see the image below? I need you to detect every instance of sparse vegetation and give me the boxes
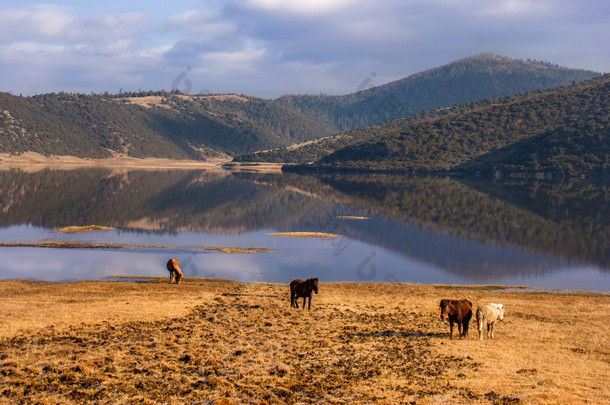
[199,247,271,254]
[267,232,342,238]
[0,241,125,249]
[0,242,270,254]
[0,279,607,404]
[57,225,115,233]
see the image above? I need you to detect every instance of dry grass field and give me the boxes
[0,279,608,404]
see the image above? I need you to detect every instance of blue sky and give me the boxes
[1,0,608,98]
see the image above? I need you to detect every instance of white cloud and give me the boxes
[138,44,174,59]
[0,0,608,97]
[164,9,236,36]
[1,4,75,38]
[9,41,66,53]
[475,0,551,17]
[201,48,266,69]
[244,0,357,14]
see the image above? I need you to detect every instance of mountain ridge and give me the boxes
[0,92,336,159]
[277,53,600,131]
[244,74,609,178]
[0,54,601,161]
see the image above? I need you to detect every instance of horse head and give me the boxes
[439,299,450,320]
[496,304,505,321]
[309,278,319,294]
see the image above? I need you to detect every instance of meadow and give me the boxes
[0,279,608,404]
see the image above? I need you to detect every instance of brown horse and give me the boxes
[290,278,319,310]
[166,258,183,284]
[440,299,472,339]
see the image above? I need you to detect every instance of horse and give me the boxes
[440,299,473,339]
[476,303,504,340]
[290,278,319,310]
[166,258,183,284]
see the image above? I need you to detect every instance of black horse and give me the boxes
[290,278,319,310]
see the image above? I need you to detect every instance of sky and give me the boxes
[0,0,608,98]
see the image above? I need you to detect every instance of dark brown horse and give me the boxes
[440,299,472,339]
[290,278,319,310]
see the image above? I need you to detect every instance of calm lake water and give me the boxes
[0,168,608,291]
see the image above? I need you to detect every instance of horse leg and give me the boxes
[457,319,463,339]
[487,323,491,338]
[449,320,454,339]
[308,296,311,310]
[490,322,495,339]
[169,272,174,284]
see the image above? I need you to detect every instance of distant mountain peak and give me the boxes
[277,54,600,132]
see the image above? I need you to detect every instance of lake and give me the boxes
[0,168,608,291]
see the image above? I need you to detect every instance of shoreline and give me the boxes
[0,152,230,171]
[0,152,291,173]
[1,270,607,294]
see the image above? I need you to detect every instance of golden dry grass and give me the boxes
[0,151,230,172]
[0,280,607,404]
[267,232,342,238]
[335,216,370,220]
[199,247,271,254]
[0,242,270,254]
[0,241,125,249]
[56,225,115,233]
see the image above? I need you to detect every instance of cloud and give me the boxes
[0,1,608,97]
[243,0,357,15]
[0,4,74,41]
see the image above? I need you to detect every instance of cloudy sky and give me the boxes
[1,0,608,98]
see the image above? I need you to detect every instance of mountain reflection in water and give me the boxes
[0,168,607,289]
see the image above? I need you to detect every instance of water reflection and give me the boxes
[0,168,607,290]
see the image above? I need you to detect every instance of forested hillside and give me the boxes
[0,54,601,162]
[0,92,335,159]
[277,53,599,131]
[271,75,609,178]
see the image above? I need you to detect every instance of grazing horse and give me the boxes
[166,258,183,284]
[476,303,504,340]
[440,299,473,339]
[290,278,319,310]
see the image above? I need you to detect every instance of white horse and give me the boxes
[476,303,504,340]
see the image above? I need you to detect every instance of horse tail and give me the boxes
[476,307,484,339]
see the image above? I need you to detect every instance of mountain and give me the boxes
[274,74,609,178]
[0,92,335,159]
[0,54,601,161]
[277,53,600,131]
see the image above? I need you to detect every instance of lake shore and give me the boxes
[0,152,290,174]
[0,279,607,404]
[0,152,230,172]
